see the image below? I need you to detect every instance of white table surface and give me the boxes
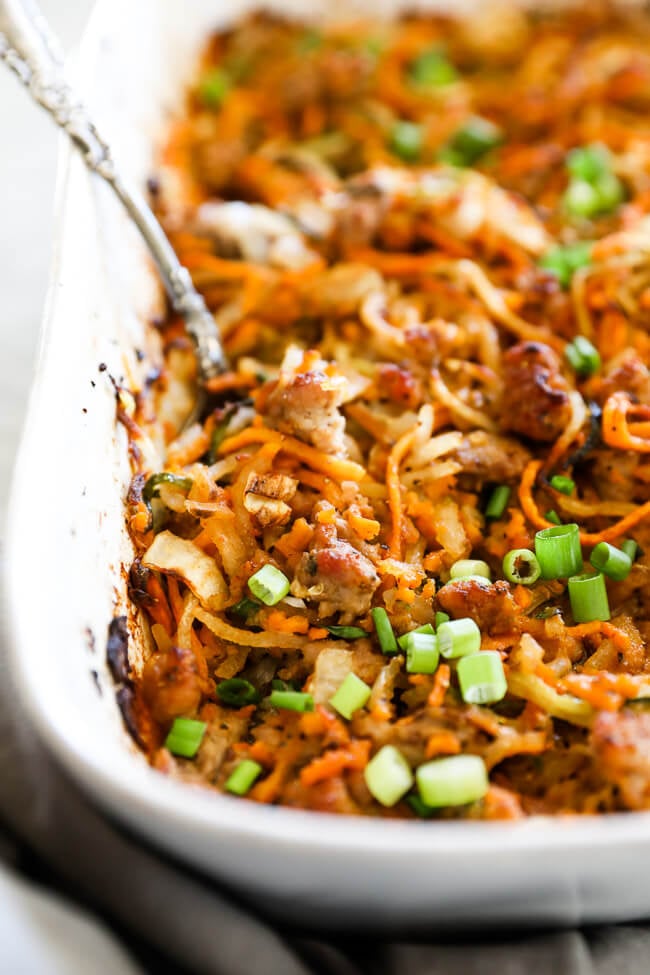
[0,0,93,517]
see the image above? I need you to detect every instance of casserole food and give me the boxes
[7,0,650,928]
[124,4,650,820]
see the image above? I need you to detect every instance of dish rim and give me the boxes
[6,0,650,861]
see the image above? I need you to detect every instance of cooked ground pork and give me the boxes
[591,710,650,811]
[501,341,572,442]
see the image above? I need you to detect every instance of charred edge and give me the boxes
[116,686,147,750]
[106,615,130,685]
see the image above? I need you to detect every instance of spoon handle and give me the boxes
[0,0,228,381]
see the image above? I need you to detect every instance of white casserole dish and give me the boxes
[6,0,650,930]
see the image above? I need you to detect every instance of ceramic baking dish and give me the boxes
[6,0,650,930]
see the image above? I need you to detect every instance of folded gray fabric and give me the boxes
[1,633,650,975]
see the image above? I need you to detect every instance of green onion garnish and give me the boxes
[534,523,583,579]
[567,144,610,182]
[389,121,423,162]
[326,625,368,640]
[267,690,314,713]
[485,485,510,519]
[621,538,638,563]
[198,68,231,108]
[596,171,625,211]
[439,116,502,168]
[409,48,458,87]
[225,759,262,796]
[435,611,450,628]
[437,617,481,659]
[457,651,507,705]
[538,242,592,289]
[563,145,625,219]
[565,336,601,377]
[229,597,259,620]
[590,542,632,581]
[397,624,435,650]
[550,475,576,495]
[364,745,414,807]
[206,405,237,463]
[545,510,562,526]
[216,678,260,707]
[502,548,541,586]
[371,606,399,654]
[563,180,602,218]
[247,565,290,606]
[406,794,435,818]
[165,718,206,758]
[142,472,193,503]
[329,673,372,720]
[403,633,440,674]
[416,754,488,808]
[568,571,610,623]
[270,679,300,692]
[449,559,491,581]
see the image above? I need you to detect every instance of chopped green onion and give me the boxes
[450,559,491,581]
[563,145,625,219]
[590,542,632,581]
[229,597,259,620]
[409,48,458,87]
[271,679,300,692]
[567,144,611,183]
[329,673,372,720]
[502,548,541,585]
[440,116,502,167]
[406,794,435,817]
[371,606,399,654]
[545,510,562,526]
[142,472,193,503]
[550,475,575,495]
[216,678,260,707]
[404,633,440,674]
[564,180,602,218]
[444,574,492,589]
[364,745,414,807]
[326,625,368,640]
[435,611,450,628]
[206,405,236,463]
[565,336,601,377]
[247,565,290,606]
[198,68,231,108]
[165,718,206,758]
[389,120,423,161]
[416,754,488,808]
[595,171,625,212]
[538,242,592,289]
[267,690,314,713]
[568,571,610,623]
[397,623,435,649]
[389,121,423,162]
[457,651,507,705]
[225,759,262,796]
[535,523,583,579]
[621,538,638,563]
[437,617,481,659]
[485,485,510,519]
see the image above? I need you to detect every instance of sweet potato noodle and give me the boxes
[119,4,650,818]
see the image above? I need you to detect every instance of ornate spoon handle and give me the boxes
[0,0,228,382]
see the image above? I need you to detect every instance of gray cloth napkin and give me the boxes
[2,644,650,975]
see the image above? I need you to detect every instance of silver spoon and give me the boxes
[0,0,228,419]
